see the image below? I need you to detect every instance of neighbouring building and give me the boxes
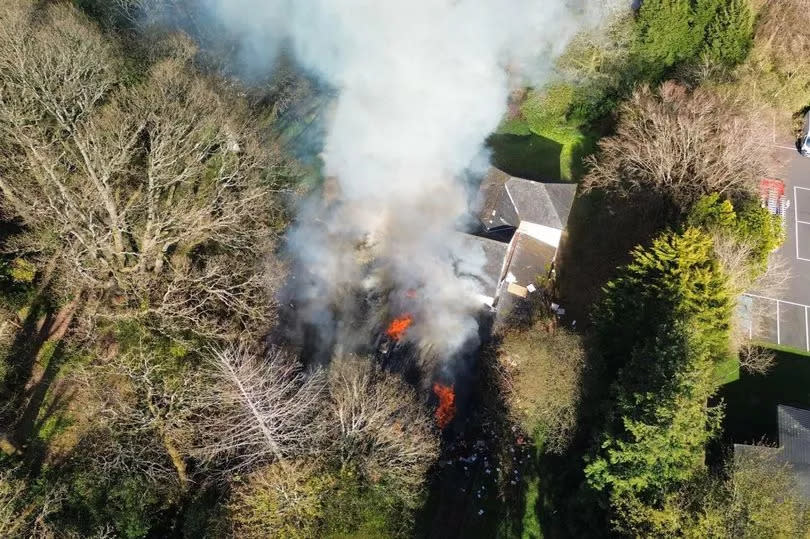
[734,404,810,499]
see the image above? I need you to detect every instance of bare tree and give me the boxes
[712,231,790,368]
[194,345,327,474]
[0,2,289,342]
[326,358,439,503]
[582,82,770,208]
[737,342,776,375]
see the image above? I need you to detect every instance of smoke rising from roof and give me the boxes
[198,0,621,365]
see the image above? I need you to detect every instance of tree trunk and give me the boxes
[163,434,190,490]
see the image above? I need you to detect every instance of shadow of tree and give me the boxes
[556,190,673,326]
[488,133,563,181]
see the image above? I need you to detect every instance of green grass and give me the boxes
[718,349,810,444]
[713,354,740,386]
[490,117,597,182]
[752,341,810,357]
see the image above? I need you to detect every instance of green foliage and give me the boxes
[59,471,170,538]
[229,462,334,539]
[687,193,736,230]
[7,258,35,284]
[321,469,415,539]
[587,228,732,533]
[492,82,597,181]
[702,0,754,66]
[632,0,753,79]
[688,193,784,275]
[638,450,810,537]
[521,84,577,134]
[633,0,701,75]
[734,198,784,270]
[593,228,732,367]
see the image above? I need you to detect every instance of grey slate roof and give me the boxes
[779,405,810,465]
[734,405,810,500]
[455,233,509,299]
[503,232,557,288]
[477,168,576,231]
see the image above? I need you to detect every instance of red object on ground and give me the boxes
[759,177,788,217]
[759,177,785,199]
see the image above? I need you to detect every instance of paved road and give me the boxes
[745,143,810,352]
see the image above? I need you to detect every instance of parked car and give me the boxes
[800,110,810,156]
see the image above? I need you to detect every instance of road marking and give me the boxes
[777,300,781,344]
[743,294,810,351]
[796,186,803,261]
[744,293,810,309]
[795,188,810,261]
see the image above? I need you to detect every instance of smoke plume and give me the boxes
[197,0,620,368]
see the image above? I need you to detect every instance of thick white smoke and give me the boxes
[199,0,620,364]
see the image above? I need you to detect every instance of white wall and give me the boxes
[517,221,562,248]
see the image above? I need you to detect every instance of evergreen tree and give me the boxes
[633,0,701,75]
[593,227,732,369]
[586,228,732,533]
[703,0,754,66]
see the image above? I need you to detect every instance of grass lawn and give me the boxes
[713,353,740,386]
[718,349,810,445]
[489,118,597,182]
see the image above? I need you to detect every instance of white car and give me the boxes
[801,110,810,156]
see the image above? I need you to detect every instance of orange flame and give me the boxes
[385,314,413,341]
[433,383,456,429]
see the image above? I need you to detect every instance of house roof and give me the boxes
[734,405,810,500]
[503,232,557,289]
[477,168,576,232]
[455,233,509,301]
[779,405,810,465]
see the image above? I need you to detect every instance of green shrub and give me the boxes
[8,259,35,284]
[587,228,732,533]
[702,0,754,66]
[688,193,784,276]
[229,461,333,539]
[633,0,702,75]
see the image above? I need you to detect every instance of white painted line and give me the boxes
[796,186,802,261]
[795,186,810,192]
[777,300,781,344]
[798,220,810,225]
[772,144,798,150]
[799,256,810,262]
[805,306,809,352]
[744,293,810,309]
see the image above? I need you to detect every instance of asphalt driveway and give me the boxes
[745,143,810,352]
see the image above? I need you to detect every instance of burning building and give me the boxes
[464,167,577,321]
